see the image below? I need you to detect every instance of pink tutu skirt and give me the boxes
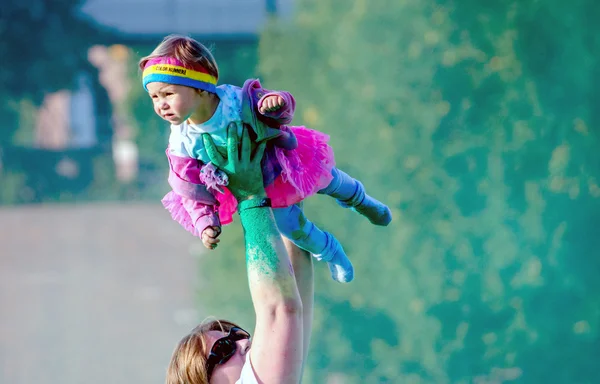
[162,126,335,232]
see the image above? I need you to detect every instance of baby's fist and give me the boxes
[259,95,285,114]
[201,226,221,250]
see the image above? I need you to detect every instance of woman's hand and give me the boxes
[202,122,267,201]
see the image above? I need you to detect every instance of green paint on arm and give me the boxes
[240,207,282,276]
[239,207,297,297]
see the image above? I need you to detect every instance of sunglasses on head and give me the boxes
[206,326,251,380]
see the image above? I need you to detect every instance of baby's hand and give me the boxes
[259,95,285,114]
[201,226,221,250]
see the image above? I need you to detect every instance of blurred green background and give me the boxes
[1,0,599,383]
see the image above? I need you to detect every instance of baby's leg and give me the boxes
[273,205,354,283]
[318,167,392,226]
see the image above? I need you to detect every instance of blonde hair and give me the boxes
[165,318,241,384]
[139,34,219,81]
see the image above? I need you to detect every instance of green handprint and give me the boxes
[202,122,267,200]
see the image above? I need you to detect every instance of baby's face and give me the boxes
[146,82,200,125]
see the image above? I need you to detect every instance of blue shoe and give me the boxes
[314,232,354,283]
[337,181,392,226]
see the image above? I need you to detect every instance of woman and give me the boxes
[166,123,314,384]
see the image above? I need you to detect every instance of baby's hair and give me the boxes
[139,34,219,81]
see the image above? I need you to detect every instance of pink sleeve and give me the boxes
[166,150,217,204]
[181,197,221,234]
[166,150,221,234]
[257,91,296,125]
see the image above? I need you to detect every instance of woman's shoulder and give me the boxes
[234,353,259,384]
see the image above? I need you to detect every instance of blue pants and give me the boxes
[273,167,358,255]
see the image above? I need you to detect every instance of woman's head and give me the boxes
[166,318,251,384]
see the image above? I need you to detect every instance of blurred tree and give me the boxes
[0,0,105,145]
[197,0,600,383]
